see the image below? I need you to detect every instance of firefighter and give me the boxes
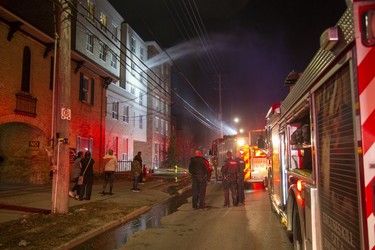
[189,150,211,209]
[221,151,239,207]
[235,151,245,205]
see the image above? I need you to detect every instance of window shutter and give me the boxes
[79,73,84,101]
[90,79,94,105]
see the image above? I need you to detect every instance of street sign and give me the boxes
[29,141,40,150]
[61,108,71,120]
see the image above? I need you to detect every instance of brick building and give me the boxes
[0,6,54,183]
[0,0,122,183]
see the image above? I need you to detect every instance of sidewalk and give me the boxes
[0,174,191,224]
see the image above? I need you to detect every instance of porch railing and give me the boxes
[116,160,132,173]
[15,92,37,117]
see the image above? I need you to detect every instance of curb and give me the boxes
[55,206,151,250]
[177,184,192,195]
[54,183,192,249]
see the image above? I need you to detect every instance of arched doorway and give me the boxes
[0,122,50,184]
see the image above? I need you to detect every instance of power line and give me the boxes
[66,0,172,101]
[55,0,220,132]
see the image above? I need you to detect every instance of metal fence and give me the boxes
[116,160,132,173]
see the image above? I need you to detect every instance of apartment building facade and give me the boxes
[117,23,148,162]
[74,0,124,164]
[142,41,172,170]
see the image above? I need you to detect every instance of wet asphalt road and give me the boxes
[119,181,293,250]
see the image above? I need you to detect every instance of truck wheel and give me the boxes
[292,205,303,250]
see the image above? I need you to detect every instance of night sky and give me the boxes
[108,0,347,147]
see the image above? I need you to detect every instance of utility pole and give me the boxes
[218,74,223,138]
[51,0,71,214]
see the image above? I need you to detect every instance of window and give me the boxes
[112,136,118,156]
[131,62,135,75]
[112,101,119,119]
[100,12,107,31]
[140,72,145,84]
[77,136,93,153]
[288,111,311,171]
[87,0,95,21]
[130,87,135,95]
[111,52,117,69]
[86,33,94,53]
[122,138,129,160]
[139,92,143,106]
[131,37,136,53]
[99,42,107,61]
[21,46,31,93]
[161,119,164,135]
[140,47,144,61]
[155,117,159,132]
[155,98,159,111]
[123,106,129,123]
[79,73,94,105]
[112,24,118,41]
[139,115,143,129]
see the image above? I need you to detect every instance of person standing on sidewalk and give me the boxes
[78,151,95,201]
[189,150,211,209]
[101,149,118,196]
[134,151,144,184]
[69,151,83,199]
[131,152,142,192]
[221,151,239,207]
[235,151,245,205]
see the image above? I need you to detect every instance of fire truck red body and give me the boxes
[266,1,375,249]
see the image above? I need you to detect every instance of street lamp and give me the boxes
[234,117,239,123]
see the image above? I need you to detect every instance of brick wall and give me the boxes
[0,20,106,183]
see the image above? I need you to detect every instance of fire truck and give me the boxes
[211,131,268,187]
[266,1,375,249]
[211,135,241,182]
[246,145,268,187]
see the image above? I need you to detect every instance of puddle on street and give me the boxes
[73,183,190,250]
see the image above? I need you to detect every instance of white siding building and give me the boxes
[117,23,148,160]
[143,41,172,170]
[75,0,122,79]
[74,0,124,164]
